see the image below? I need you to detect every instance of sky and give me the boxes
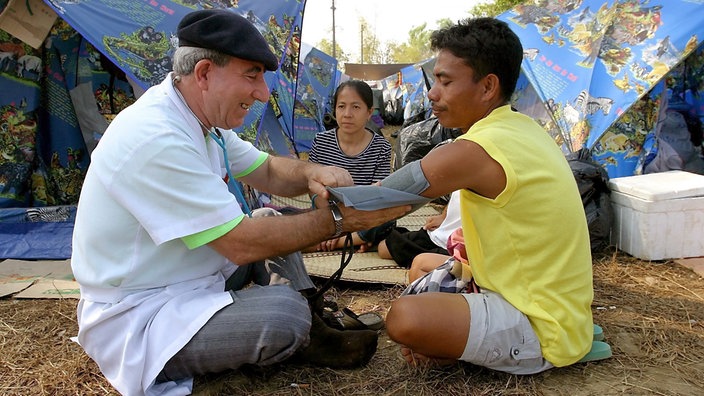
[300,0,488,61]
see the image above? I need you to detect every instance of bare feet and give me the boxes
[302,237,342,253]
[320,237,341,251]
[400,346,456,367]
[303,234,373,253]
[357,242,373,253]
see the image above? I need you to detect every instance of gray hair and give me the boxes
[172,46,230,75]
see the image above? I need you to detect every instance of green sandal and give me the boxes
[578,340,612,363]
[593,324,604,341]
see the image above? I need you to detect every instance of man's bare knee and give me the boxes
[385,297,418,344]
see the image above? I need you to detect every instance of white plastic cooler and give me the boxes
[609,170,704,261]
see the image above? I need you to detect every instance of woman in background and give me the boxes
[308,79,392,251]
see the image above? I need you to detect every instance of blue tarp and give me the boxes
[1,0,328,259]
[292,43,340,153]
[46,0,305,157]
[0,206,75,259]
[498,0,704,178]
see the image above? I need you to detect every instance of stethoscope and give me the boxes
[172,74,252,216]
[209,129,252,216]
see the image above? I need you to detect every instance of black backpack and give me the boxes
[566,149,613,252]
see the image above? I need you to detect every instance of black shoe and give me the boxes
[292,313,378,369]
[322,306,385,331]
[305,291,383,331]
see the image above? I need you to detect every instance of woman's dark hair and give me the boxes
[333,79,374,109]
[430,18,523,101]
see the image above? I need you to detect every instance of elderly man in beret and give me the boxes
[70,9,408,396]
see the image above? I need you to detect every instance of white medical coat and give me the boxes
[71,73,266,395]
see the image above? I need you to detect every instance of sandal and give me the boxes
[593,324,604,341]
[577,340,612,363]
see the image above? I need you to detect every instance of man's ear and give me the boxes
[193,59,212,89]
[482,74,502,101]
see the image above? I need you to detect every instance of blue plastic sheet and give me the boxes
[0,206,75,259]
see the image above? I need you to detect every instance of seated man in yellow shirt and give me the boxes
[385,17,595,373]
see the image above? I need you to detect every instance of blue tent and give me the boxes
[0,0,324,259]
[292,42,340,153]
[498,0,704,178]
[380,58,434,126]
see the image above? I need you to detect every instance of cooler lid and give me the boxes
[609,171,704,201]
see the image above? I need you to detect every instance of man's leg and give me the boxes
[162,243,377,378]
[159,284,311,380]
[386,291,553,374]
[386,292,471,361]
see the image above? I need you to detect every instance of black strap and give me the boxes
[307,232,354,303]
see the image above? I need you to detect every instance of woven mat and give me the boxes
[268,194,311,210]
[397,205,439,229]
[266,194,441,285]
[302,251,408,286]
[299,204,440,286]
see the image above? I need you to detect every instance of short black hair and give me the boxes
[333,80,374,109]
[431,18,523,101]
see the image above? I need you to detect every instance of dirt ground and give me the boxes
[1,248,704,395]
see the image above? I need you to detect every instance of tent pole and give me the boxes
[331,0,336,59]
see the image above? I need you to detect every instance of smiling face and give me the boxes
[201,56,270,130]
[427,49,490,133]
[334,85,372,136]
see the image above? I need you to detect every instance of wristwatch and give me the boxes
[329,200,344,238]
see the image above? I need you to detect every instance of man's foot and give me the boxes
[292,313,378,368]
[356,242,374,253]
[400,346,456,367]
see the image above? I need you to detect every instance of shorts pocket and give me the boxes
[509,318,543,362]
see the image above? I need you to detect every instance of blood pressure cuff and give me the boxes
[326,159,431,211]
[379,160,429,195]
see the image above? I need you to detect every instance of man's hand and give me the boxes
[307,165,354,200]
[337,204,411,235]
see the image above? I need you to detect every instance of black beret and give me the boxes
[177,9,279,71]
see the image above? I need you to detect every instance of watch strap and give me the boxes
[329,200,344,238]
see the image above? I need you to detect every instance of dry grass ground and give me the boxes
[2,248,704,395]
